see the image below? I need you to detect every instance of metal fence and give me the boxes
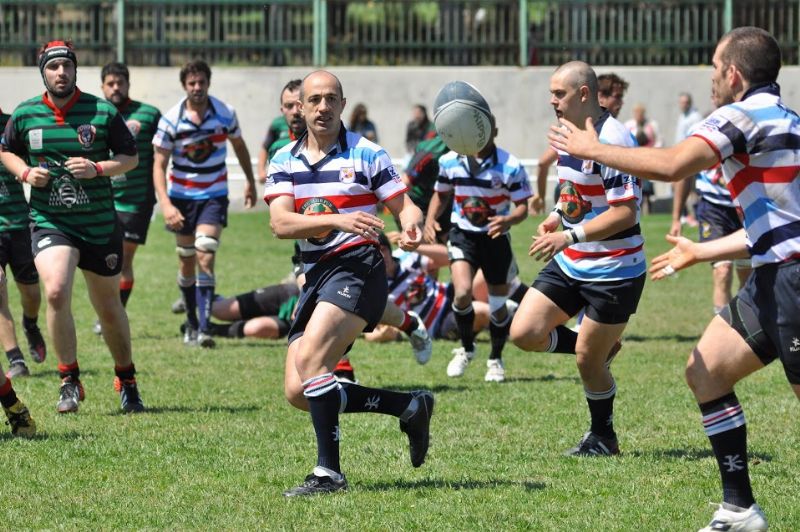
[1,0,798,66]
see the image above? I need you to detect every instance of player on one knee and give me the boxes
[153,59,257,349]
[511,61,644,456]
[0,276,36,436]
[549,27,792,531]
[266,70,434,496]
[424,114,531,383]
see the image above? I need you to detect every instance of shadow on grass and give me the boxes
[623,334,698,343]
[0,430,83,442]
[359,478,546,492]
[629,447,773,462]
[22,368,99,380]
[387,384,472,394]
[105,404,263,416]
[505,374,580,384]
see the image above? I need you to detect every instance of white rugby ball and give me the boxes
[433,81,493,155]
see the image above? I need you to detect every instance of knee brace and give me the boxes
[489,294,510,325]
[195,233,220,253]
[176,245,196,258]
[177,273,196,288]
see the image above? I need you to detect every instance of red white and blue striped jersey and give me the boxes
[554,112,646,281]
[696,166,736,208]
[388,250,450,334]
[264,126,407,270]
[152,95,241,200]
[434,147,531,233]
[692,84,800,267]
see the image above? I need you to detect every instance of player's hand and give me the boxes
[487,215,510,239]
[22,167,51,187]
[336,211,385,238]
[398,223,422,251]
[257,172,267,184]
[537,213,561,236]
[668,219,683,237]
[529,231,569,262]
[162,203,185,231]
[243,180,257,209]
[529,195,545,216]
[65,157,99,179]
[547,117,599,160]
[423,219,441,244]
[649,234,698,281]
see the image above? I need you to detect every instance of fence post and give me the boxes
[723,0,732,33]
[116,0,125,62]
[519,0,528,67]
[320,0,327,66]
[313,0,321,66]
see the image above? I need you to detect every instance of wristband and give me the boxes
[563,230,576,245]
[91,161,103,177]
[573,225,587,243]
[20,167,31,183]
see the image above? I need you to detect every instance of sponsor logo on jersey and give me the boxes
[339,167,355,184]
[490,174,503,189]
[300,197,339,245]
[461,196,494,227]
[125,119,142,136]
[77,124,96,150]
[559,182,592,224]
[49,177,89,208]
[182,138,215,163]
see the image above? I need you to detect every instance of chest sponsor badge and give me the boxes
[126,119,142,136]
[339,167,355,184]
[29,129,43,150]
[77,124,96,150]
[581,159,595,174]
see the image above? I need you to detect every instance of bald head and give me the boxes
[300,70,344,102]
[553,61,598,96]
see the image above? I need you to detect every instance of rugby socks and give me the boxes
[196,272,215,333]
[5,347,24,365]
[178,274,199,329]
[58,362,80,381]
[586,381,616,439]
[340,383,410,416]
[303,373,342,473]
[208,321,246,338]
[114,364,136,382]
[700,393,755,508]
[398,311,420,336]
[509,279,529,304]
[452,303,476,353]
[119,279,133,307]
[0,378,18,408]
[545,326,578,354]
[488,313,511,360]
[22,315,38,332]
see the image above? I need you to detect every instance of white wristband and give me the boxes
[573,226,587,243]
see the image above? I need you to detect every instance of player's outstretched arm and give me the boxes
[153,147,184,230]
[488,199,529,239]
[530,146,557,215]
[669,176,692,236]
[548,117,717,183]
[649,229,750,281]
[423,191,448,243]
[385,194,423,251]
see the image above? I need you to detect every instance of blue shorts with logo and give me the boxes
[696,198,743,243]
[288,244,387,345]
[720,259,800,384]
[169,196,229,236]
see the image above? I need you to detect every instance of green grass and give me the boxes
[3,212,798,530]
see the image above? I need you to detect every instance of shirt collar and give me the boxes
[742,82,781,101]
[291,122,348,158]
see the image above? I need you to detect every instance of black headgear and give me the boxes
[38,41,78,73]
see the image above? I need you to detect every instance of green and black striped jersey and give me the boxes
[1,89,137,244]
[111,99,160,213]
[0,112,30,232]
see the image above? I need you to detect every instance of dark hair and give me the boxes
[101,62,129,83]
[180,59,212,86]
[283,79,302,95]
[719,26,781,85]
[597,73,629,96]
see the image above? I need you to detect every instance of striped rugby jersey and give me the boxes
[435,147,531,233]
[0,112,30,232]
[691,83,800,266]
[0,89,136,244]
[152,95,240,200]
[696,166,736,208]
[554,111,645,281]
[388,249,450,334]
[264,126,407,271]
[111,99,161,213]
[263,115,297,162]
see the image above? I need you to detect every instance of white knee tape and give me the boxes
[195,233,220,253]
[176,245,196,258]
[489,295,507,315]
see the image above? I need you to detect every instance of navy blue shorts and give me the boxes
[0,229,38,284]
[169,196,229,236]
[288,244,388,345]
[447,227,516,285]
[117,207,154,245]
[720,259,800,384]
[696,198,743,243]
[532,260,646,324]
[31,224,123,277]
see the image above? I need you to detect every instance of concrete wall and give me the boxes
[4,65,800,209]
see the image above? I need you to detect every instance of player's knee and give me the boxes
[453,291,472,308]
[509,317,546,351]
[176,245,196,258]
[284,386,309,411]
[685,347,717,393]
[44,284,71,310]
[489,295,509,325]
[195,233,220,254]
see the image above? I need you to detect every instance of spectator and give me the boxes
[404,104,434,153]
[348,103,378,142]
[625,103,661,213]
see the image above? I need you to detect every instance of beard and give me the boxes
[45,75,77,99]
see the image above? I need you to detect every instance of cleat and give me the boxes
[484,358,506,382]
[407,311,432,365]
[446,347,473,377]
[605,340,622,368]
[6,359,30,379]
[183,322,198,347]
[283,467,348,497]
[3,400,36,438]
[564,431,620,457]
[197,331,216,349]
[114,377,145,413]
[92,320,102,336]
[699,502,768,532]
[56,376,85,414]
[333,368,358,385]
[24,324,46,363]
[171,296,186,314]
[399,390,434,467]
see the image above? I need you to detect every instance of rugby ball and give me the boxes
[433,81,493,155]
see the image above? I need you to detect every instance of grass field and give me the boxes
[3,212,798,530]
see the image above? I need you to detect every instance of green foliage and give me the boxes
[3,213,798,529]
